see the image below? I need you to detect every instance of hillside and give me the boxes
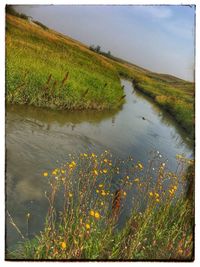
[6,14,125,110]
[6,13,194,136]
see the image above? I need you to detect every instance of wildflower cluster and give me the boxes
[26,150,193,260]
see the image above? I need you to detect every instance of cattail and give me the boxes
[61,72,69,86]
[82,89,89,97]
[112,189,122,219]
[46,74,52,85]
[52,80,57,90]
[26,212,31,237]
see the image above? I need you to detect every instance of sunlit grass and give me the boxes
[6,14,124,110]
[7,151,194,260]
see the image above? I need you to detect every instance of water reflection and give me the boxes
[6,103,122,127]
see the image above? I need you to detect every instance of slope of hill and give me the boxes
[6,14,125,110]
[6,13,194,136]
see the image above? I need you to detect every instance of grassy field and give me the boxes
[6,14,125,110]
[6,13,194,136]
[6,151,194,260]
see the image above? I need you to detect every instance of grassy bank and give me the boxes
[6,151,194,260]
[6,14,125,110]
[113,61,195,137]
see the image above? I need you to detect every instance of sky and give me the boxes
[13,5,195,82]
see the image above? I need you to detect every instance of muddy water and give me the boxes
[6,80,193,249]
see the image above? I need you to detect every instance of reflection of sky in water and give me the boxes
[6,80,193,249]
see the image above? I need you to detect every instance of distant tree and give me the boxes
[89,45,101,53]
[6,5,29,20]
[6,5,18,15]
[33,20,49,30]
[96,45,101,53]
[89,45,95,51]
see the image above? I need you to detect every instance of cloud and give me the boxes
[133,6,173,20]
[163,18,195,40]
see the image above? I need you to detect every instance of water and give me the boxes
[5,80,193,249]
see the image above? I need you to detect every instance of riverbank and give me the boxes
[113,62,194,138]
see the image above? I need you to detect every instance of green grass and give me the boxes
[6,14,125,110]
[6,151,194,260]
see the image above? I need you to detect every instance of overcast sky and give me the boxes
[14,5,195,81]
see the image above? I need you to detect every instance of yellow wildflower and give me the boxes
[52,170,57,175]
[94,170,98,176]
[134,178,139,182]
[90,210,95,216]
[174,185,177,190]
[155,193,159,198]
[178,249,183,254]
[94,211,100,219]
[109,162,112,166]
[96,189,99,193]
[156,199,160,203]
[99,184,103,188]
[61,241,67,250]
[61,170,65,174]
[149,192,153,197]
[91,153,96,158]
[69,192,73,198]
[69,161,76,169]
[43,172,48,177]
[103,169,108,174]
[169,189,174,195]
[123,191,127,196]
[84,153,88,157]
[85,223,90,230]
[101,190,106,196]
[104,159,108,163]
[137,163,143,169]
[100,201,104,206]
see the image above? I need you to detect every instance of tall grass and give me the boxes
[6,14,124,110]
[6,151,194,260]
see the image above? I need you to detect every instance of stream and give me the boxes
[6,79,193,249]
